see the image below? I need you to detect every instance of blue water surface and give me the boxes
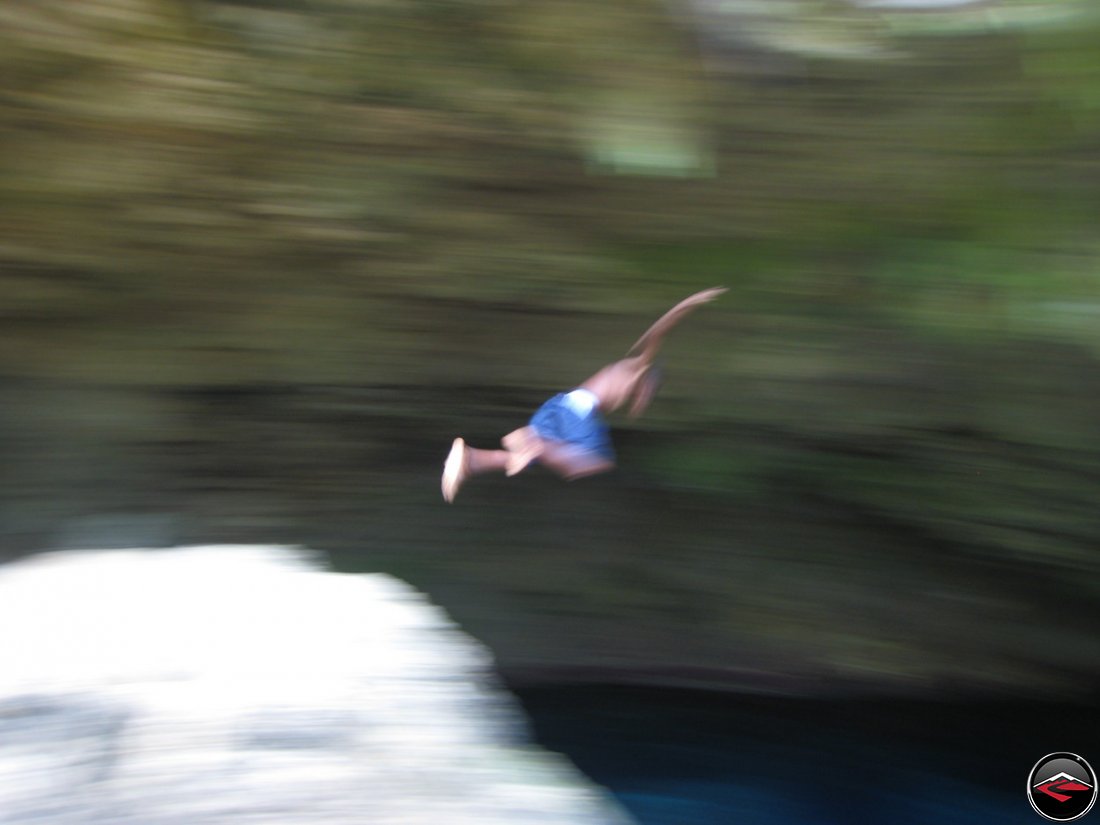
[514,685,1098,825]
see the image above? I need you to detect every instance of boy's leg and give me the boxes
[443,432,612,499]
[503,426,613,479]
[442,438,512,502]
[501,426,544,476]
[537,442,615,480]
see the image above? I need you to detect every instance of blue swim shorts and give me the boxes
[528,388,614,461]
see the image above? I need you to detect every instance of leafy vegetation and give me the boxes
[1,0,1098,696]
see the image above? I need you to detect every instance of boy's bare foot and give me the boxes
[442,437,468,502]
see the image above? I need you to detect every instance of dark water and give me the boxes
[514,685,1099,825]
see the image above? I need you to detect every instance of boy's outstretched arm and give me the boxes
[625,286,727,365]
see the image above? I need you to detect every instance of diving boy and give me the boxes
[442,287,725,502]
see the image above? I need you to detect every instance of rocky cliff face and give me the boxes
[1,0,1099,700]
[0,546,634,825]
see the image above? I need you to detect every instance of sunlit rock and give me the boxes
[0,546,634,825]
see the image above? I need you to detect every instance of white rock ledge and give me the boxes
[0,545,634,825]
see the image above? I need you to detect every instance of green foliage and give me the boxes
[1,0,1099,696]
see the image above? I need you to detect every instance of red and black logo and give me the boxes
[1028,753,1096,822]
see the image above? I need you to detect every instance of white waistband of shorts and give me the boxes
[563,387,598,416]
